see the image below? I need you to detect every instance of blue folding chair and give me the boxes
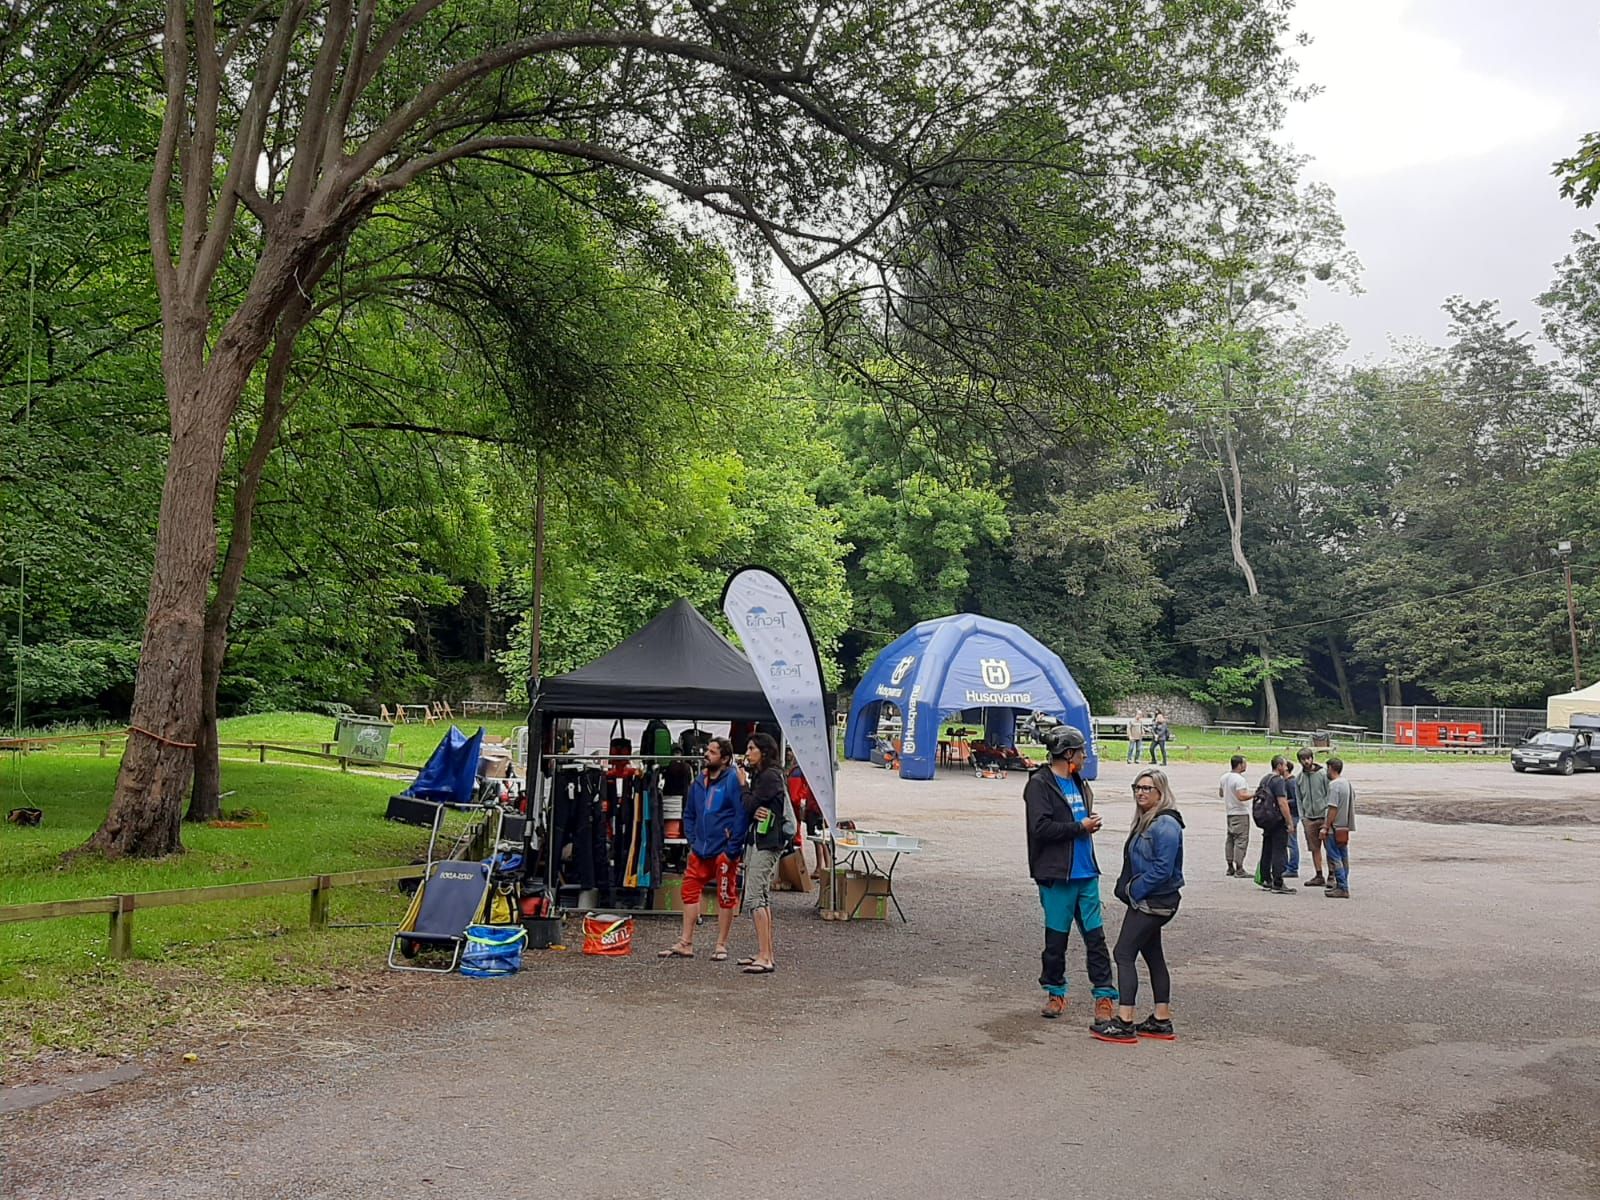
[389,860,492,973]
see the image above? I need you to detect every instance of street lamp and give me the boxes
[1555,540,1582,688]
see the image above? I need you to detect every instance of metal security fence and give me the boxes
[1382,706,1545,748]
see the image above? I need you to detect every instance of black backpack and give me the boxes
[1252,776,1285,829]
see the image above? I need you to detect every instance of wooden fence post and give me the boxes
[309,876,331,930]
[98,739,107,758]
[107,895,134,959]
[258,743,267,763]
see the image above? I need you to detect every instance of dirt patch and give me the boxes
[1362,799,1600,826]
[1457,1052,1600,1166]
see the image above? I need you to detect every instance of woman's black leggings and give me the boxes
[1113,909,1172,1007]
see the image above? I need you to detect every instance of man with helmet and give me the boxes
[1024,724,1118,1024]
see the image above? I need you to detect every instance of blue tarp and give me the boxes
[843,614,1097,781]
[403,725,485,805]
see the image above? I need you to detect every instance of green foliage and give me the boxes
[1192,656,1305,709]
[1555,131,1600,208]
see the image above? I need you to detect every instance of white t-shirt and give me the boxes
[1219,771,1251,816]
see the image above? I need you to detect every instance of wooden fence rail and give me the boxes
[0,864,427,960]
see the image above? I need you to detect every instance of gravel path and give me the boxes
[3,757,1598,1199]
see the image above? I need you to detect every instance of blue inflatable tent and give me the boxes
[843,614,1097,781]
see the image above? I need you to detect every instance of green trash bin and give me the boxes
[335,714,394,764]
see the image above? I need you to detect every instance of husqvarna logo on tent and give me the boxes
[980,658,1012,688]
[890,655,916,685]
[744,605,786,629]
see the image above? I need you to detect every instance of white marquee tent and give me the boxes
[1545,681,1600,729]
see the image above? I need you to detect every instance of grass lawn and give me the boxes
[0,747,460,1064]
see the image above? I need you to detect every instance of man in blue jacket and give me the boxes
[659,736,746,961]
[1023,725,1118,1024]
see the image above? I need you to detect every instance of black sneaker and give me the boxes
[1135,1015,1176,1041]
[1270,884,1297,894]
[1284,871,1300,879]
[1090,1016,1138,1044]
[1226,866,1237,877]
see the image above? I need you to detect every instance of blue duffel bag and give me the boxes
[460,923,527,978]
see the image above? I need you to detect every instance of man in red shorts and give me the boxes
[659,736,747,961]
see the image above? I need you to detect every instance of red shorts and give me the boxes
[681,852,740,909]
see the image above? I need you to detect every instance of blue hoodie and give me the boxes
[1114,808,1185,913]
[684,766,747,860]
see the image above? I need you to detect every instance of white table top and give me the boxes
[831,830,921,854]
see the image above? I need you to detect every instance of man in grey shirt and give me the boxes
[1295,747,1332,888]
[1323,757,1356,898]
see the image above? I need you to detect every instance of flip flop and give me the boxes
[710,948,729,962]
[658,945,694,958]
[741,963,776,974]
[736,956,758,966]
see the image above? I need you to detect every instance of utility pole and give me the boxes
[1557,540,1582,689]
[532,459,546,685]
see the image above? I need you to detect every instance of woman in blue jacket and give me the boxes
[1092,768,1185,1044]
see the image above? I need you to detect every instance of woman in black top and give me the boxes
[740,732,786,974]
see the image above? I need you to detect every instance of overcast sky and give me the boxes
[1282,0,1600,361]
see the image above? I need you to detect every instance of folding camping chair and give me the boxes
[389,859,492,973]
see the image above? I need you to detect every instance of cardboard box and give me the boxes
[652,875,685,912]
[653,879,736,917]
[817,869,889,920]
[775,851,813,893]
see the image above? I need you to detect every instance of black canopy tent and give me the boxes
[525,598,833,916]
[530,598,780,728]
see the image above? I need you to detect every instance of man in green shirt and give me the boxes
[1295,747,1331,888]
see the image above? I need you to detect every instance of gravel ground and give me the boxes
[3,756,1598,1200]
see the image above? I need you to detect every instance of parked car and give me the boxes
[1511,728,1599,775]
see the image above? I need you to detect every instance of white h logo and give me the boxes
[980,659,1011,688]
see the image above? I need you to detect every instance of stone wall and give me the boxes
[1109,694,1210,726]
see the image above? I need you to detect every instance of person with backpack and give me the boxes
[738,732,790,974]
[1024,725,1119,1025]
[1322,757,1356,898]
[1093,768,1186,1044]
[1252,755,1296,894]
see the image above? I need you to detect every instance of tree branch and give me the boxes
[342,29,819,186]
[147,0,188,310]
[284,0,354,216]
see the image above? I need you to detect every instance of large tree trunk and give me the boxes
[187,309,306,823]
[1258,642,1281,734]
[1214,415,1282,734]
[86,351,240,856]
[86,289,288,855]
[1326,634,1357,722]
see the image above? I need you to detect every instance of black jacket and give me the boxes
[743,765,789,852]
[1024,764,1096,883]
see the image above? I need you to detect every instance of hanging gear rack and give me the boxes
[534,752,702,917]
